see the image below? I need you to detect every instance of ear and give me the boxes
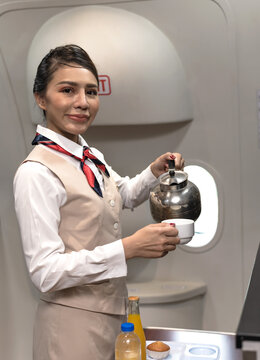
[34,93,46,111]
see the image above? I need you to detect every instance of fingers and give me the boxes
[159,222,179,236]
[161,251,168,258]
[149,222,179,237]
[150,152,185,178]
[162,152,184,171]
[169,152,185,170]
[123,223,180,260]
[157,241,177,258]
[151,223,180,248]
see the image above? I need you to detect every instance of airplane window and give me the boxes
[183,165,219,249]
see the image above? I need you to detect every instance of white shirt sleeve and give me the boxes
[91,148,159,209]
[110,166,159,209]
[13,162,127,293]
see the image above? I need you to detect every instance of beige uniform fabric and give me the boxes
[24,146,128,359]
[33,300,127,360]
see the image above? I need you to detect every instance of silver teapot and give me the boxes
[149,160,201,222]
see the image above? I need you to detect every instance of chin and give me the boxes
[70,123,90,135]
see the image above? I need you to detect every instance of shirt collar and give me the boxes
[36,125,88,158]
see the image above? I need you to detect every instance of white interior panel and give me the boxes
[0,49,37,360]
[27,5,193,126]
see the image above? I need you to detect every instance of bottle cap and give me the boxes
[121,322,134,332]
[128,296,139,301]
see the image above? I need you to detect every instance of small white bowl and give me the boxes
[146,348,170,359]
[161,218,194,245]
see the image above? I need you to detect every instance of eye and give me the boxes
[86,89,98,96]
[61,87,74,94]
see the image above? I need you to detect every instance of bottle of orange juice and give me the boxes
[127,296,146,360]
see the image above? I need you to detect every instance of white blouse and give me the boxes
[13,125,159,293]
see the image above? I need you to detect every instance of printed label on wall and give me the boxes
[98,75,111,95]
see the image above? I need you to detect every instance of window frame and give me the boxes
[180,160,224,253]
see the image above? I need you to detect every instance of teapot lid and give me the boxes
[160,159,187,190]
[160,171,187,190]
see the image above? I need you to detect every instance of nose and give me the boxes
[74,90,89,109]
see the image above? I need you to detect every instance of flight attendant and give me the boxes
[13,44,184,360]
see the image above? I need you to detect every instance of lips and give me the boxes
[67,114,89,122]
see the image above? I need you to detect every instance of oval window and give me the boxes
[183,165,219,250]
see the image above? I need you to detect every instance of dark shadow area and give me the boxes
[86,119,192,143]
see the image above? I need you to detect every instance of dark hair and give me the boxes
[33,44,99,95]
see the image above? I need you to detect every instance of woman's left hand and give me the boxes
[150,152,185,178]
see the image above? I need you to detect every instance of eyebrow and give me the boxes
[56,81,98,88]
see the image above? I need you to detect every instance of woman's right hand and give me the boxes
[122,223,180,260]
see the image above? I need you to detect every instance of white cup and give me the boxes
[161,218,195,245]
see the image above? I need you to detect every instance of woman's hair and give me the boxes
[33,44,99,95]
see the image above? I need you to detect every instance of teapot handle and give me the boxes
[168,159,175,177]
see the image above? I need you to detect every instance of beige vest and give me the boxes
[24,146,128,315]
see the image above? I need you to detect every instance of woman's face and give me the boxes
[35,64,100,142]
